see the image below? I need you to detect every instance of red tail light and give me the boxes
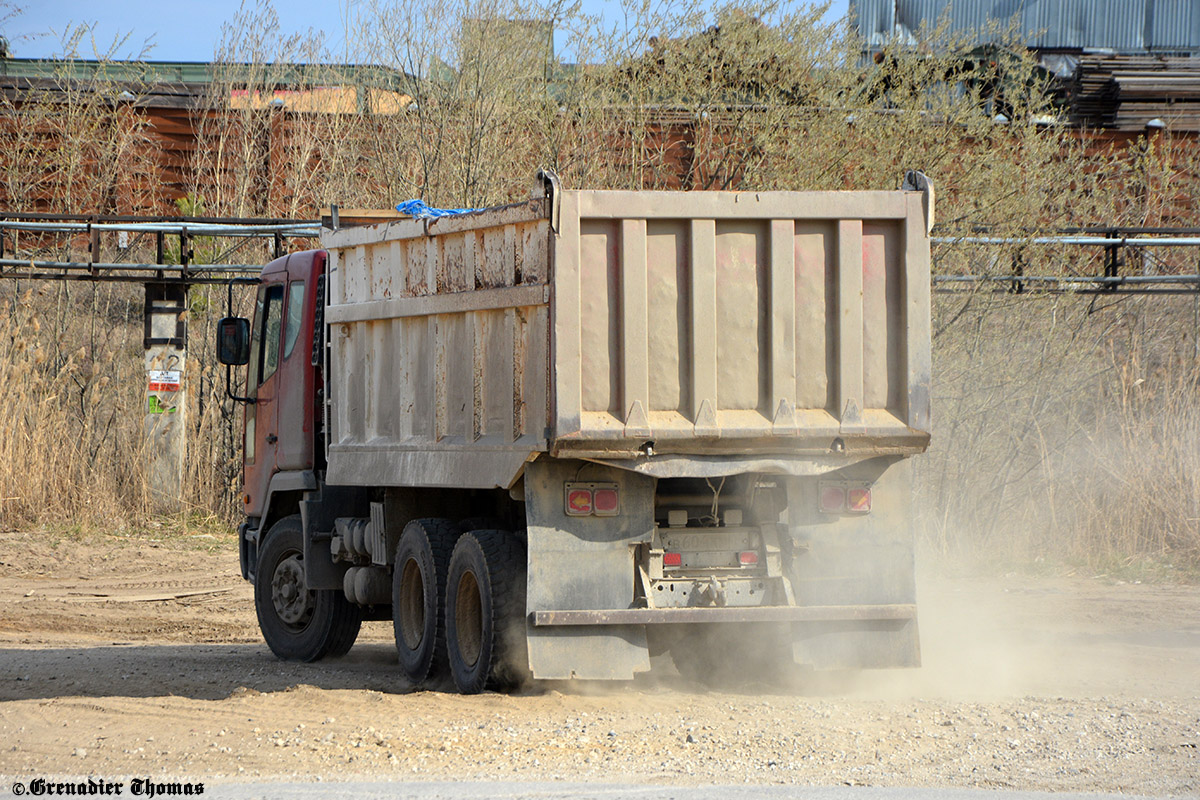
[820,481,873,515]
[566,487,593,516]
[564,482,619,517]
[819,483,846,514]
[593,487,619,516]
[738,550,758,566]
[663,552,682,567]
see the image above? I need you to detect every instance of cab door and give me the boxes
[274,251,323,472]
[243,278,285,518]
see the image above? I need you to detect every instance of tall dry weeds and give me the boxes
[1,0,1199,571]
[0,285,151,526]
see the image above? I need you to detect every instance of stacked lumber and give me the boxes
[1069,54,1200,131]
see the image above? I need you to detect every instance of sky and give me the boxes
[2,0,851,62]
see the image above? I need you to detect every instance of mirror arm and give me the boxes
[227,275,260,316]
[225,363,257,405]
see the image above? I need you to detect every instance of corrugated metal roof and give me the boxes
[852,0,1200,54]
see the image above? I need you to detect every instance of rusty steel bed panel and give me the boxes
[321,200,552,489]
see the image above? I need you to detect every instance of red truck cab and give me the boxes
[236,251,326,577]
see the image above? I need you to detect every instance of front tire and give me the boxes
[254,515,363,662]
[444,530,528,694]
[392,518,459,685]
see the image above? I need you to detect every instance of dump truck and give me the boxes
[216,170,935,692]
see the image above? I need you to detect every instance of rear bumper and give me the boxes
[531,603,916,626]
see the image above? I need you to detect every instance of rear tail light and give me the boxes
[593,487,619,516]
[738,550,758,566]
[820,481,872,515]
[565,487,594,516]
[663,552,683,567]
[565,482,619,517]
[847,487,872,513]
[819,484,846,514]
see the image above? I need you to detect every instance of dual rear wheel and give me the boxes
[392,520,527,694]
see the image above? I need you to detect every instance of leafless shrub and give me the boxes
[2,1,1199,571]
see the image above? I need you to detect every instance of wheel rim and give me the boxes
[271,552,314,631]
[398,557,426,650]
[454,570,483,668]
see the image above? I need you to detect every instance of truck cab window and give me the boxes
[282,280,306,360]
[259,285,285,385]
[246,286,266,392]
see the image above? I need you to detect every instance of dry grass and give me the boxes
[920,289,1200,575]
[0,281,248,532]
[0,284,149,527]
[1,1,1199,573]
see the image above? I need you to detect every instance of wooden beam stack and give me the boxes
[1069,54,1200,132]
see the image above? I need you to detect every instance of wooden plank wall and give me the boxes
[1,78,1198,226]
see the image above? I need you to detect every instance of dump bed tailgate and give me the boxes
[549,187,931,460]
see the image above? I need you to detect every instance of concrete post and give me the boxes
[144,283,188,512]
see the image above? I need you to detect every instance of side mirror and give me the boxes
[217,317,251,366]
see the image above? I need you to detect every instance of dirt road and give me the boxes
[0,530,1196,794]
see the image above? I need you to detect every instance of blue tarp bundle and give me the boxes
[396,199,482,219]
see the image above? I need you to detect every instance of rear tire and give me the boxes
[670,624,794,687]
[444,530,528,694]
[392,518,460,685]
[454,516,505,535]
[254,515,363,662]
[669,628,718,684]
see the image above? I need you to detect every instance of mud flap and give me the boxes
[524,458,654,680]
[238,519,258,582]
[786,457,921,669]
[300,483,371,591]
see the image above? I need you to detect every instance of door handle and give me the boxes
[266,434,278,444]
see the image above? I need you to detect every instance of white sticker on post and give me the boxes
[148,370,182,392]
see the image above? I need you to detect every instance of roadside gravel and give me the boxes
[0,531,1196,795]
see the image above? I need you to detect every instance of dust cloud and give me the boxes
[562,557,1200,702]
[798,566,1200,702]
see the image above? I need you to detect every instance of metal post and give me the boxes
[1009,249,1025,294]
[1103,228,1122,292]
[155,230,165,281]
[88,217,99,278]
[180,227,191,275]
[143,283,189,511]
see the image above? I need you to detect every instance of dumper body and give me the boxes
[228,174,933,689]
